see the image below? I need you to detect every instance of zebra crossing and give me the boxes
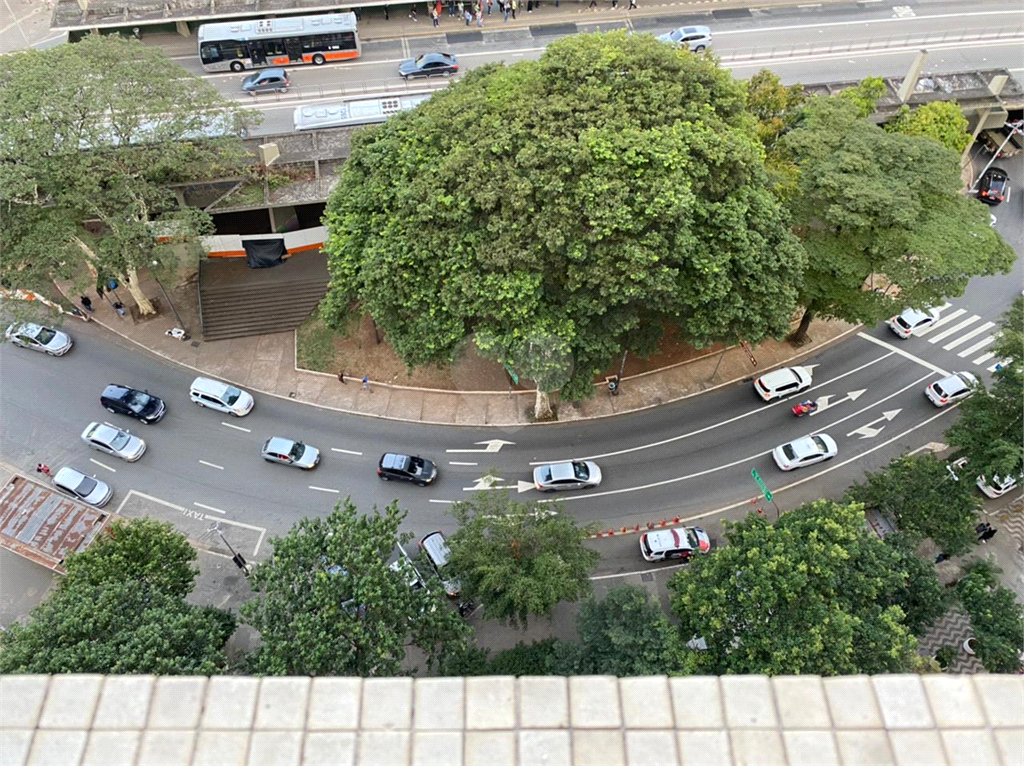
[913,303,1010,371]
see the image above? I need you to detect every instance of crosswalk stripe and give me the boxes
[943,322,995,350]
[928,316,980,344]
[916,308,965,336]
[959,335,996,358]
[973,351,996,364]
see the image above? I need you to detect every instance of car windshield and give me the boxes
[35,327,57,344]
[573,462,590,480]
[782,444,797,460]
[811,436,829,452]
[538,466,553,482]
[414,55,427,66]
[223,386,242,405]
[127,390,152,412]
[895,315,912,329]
[684,528,699,547]
[71,474,98,496]
[669,30,683,41]
[109,431,131,450]
[289,443,306,460]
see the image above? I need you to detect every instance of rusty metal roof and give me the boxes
[0,476,110,574]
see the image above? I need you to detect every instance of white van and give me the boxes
[189,377,254,417]
[419,531,461,599]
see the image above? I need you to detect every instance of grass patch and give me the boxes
[296,315,339,373]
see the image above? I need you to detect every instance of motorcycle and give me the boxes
[792,400,818,417]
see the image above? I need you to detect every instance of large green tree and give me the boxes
[0,35,252,308]
[886,101,972,153]
[956,565,1024,673]
[0,519,234,674]
[846,455,979,555]
[947,296,1023,482]
[240,500,470,676]
[779,97,1014,341]
[322,32,806,401]
[445,491,599,627]
[667,501,945,675]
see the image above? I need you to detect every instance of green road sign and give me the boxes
[751,468,773,502]
[503,364,520,385]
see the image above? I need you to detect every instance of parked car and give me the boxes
[976,473,1020,499]
[754,366,813,401]
[656,25,712,52]
[640,526,711,562]
[190,377,254,417]
[389,545,427,592]
[377,453,438,485]
[80,422,146,462]
[100,384,166,424]
[398,52,458,79]
[888,307,940,338]
[241,67,290,95]
[261,437,320,469]
[533,460,602,492]
[772,434,838,471]
[925,371,977,407]
[419,531,461,598]
[5,322,73,356]
[51,466,113,507]
[976,167,1009,206]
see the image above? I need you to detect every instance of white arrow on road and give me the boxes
[847,409,901,439]
[447,439,516,454]
[812,389,866,414]
[465,476,537,493]
[908,442,948,456]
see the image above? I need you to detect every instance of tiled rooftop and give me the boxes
[1,674,1021,765]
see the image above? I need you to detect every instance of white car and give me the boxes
[888,307,940,338]
[772,434,838,471]
[656,25,712,52]
[261,437,320,469]
[80,422,146,462]
[5,322,73,356]
[925,372,977,407]
[640,526,711,562]
[51,466,113,507]
[533,460,602,492]
[754,367,813,402]
[977,474,1020,499]
[190,377,254,417]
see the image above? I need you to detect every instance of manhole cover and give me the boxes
[641,572,654,582]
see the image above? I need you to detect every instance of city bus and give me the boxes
[198,12,360,73]
[293,93,434,131]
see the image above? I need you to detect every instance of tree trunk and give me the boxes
[790,307,815,345]
[534,388,553,421]
[125,266,156,315]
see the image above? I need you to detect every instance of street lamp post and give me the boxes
[151,260,187,333]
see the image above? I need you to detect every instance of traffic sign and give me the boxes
[751,468,773,502]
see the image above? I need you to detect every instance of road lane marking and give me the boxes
[927,316,981,344]
[943,322,995,351]
[89,458,116,472]
[973,351,996,365]
[309,485,340,493]
[554,351,895,464]
[856,333,948,375]
[199,460,224,470]
[331,448,363,455]
[194,502,226,515]
[221,422,251,432]
[449,461,478,466]
[915,308,965,335]
[959,336,996,358]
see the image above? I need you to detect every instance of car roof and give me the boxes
[381,453,411,469]
[265,437,295,452]
[102,384,131,398]
[943,372,977,388]
[262,67,288,76]
[87,422,122,441]
[643,527,694,552]
[546,462,577,481]
[788,436,823,457]
[53,466,86,484]
[983,167,1008,179]
[192,377,230,395]
[420,531,451,566]
[760,367,805,387]
[422,52,454,62]
[900,307,936,322]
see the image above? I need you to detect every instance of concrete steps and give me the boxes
[199,272,329,342]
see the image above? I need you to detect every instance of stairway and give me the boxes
[198,253,330,341]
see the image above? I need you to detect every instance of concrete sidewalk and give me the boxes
[55,271,859,427]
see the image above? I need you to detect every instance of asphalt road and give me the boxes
[162,0,1023,134]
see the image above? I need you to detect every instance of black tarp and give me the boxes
[244,238,286,269]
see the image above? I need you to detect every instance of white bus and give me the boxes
[198,12,361,73]
[293,93,434,132]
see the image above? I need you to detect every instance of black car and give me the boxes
[398,53,458,80]
[100,384,166,424]
[377,453,438,486]
[977,167,1009,206]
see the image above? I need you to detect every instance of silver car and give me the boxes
[925,372,977,407]
[80,422,146,462]
[51,467,113,507]
[657,25,712,52]
[5,322,73,356]
[261,437,320,469]
[533,460,603,492]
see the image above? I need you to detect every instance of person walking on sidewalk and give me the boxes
[36,463,52,477]
[361,375,371,391]
[628,0,636,8]
[487,0,493,14]
[431,7,439,25]
[589,0,598,9]
[476,8,483,25]
[611,0,618,9]
[526,0,532,11]
[510,0,517,18]
[338,371,347,384]
[409,7,418,20]
[79,295,94,313]
[503,2,510,20]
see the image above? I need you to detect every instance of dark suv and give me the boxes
[377,453,438,486]
[100,384,166,424]
[977,167,1009,205]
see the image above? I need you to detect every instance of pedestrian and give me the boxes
[487,0,493,14]
[464,8,472,24]
[628,0,636,8]
[96,284,106,301]
[510,0,516,18]
[503,3,510,20]
[361,375,371,391]
[338,371,347,384]
[113,302,126,316]
[436,0,442,16]
[497,0,504,11]
[431,7,440,25]
[975,522,992,534]
[384,4,390,19]
[476,8,483,25]
[458,1,464,15]
[409,6,418,20]
[79,295,94,312]
[449,0,456,15]
[36,463,52,477]
[588,0,597,9]
[934,552,951,563]
[611,0,618,9]
[979,527,998,543]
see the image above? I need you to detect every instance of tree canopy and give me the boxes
[956,564,1024,673]
[240,500,470,676]
[0,35,251,308]
[0,519,234,674]
[887,101,972,153]
[322,32,806,400]
[946,296,1023,482]
[779,97,1015,340]
[846,454,979,555]
[667,501,946,675]
[445,491,599,627]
